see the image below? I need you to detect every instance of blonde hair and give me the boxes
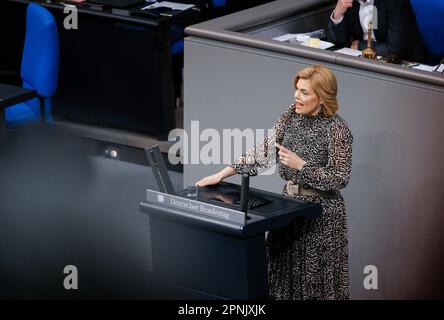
[294,65,339,117]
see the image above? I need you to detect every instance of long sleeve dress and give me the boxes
[230,104,353,300]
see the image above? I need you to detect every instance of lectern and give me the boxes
[140,182,321,299]
[140,145,321,299]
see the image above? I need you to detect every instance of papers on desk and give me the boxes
[334,47,361,57]
[62,0,86,3]
[273,33,334,50]
[412,64,444,73]
[273,33,308,42]
[333,48,382,59]
[141,1,195,11]
[300,39,334,50]
[412,64,437,72]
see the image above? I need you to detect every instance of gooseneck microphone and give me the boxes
[240,169,250,216]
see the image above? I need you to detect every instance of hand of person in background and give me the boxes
[276,143,306,170]
[351,40,360,50]
[333,0,353,20]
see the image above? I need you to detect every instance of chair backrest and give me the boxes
[211,0,227,8]
[21,3,59,98]
[410,0,444,57]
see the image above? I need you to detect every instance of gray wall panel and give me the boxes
[184,37,444,299]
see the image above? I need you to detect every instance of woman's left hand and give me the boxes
[276,143,306,170]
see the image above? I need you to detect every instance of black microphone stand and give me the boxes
[239,168,251,221]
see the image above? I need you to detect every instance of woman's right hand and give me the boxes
[195,173,224,187]
[196,166,237,187]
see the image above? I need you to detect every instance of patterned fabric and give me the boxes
[230,104,353,300]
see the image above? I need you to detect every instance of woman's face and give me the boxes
[294,78,321,116]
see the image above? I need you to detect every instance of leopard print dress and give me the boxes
[230,104,353,300]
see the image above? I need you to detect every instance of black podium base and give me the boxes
[149,214,269,299]
[140,182,321,299]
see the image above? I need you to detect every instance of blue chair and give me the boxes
[410,0,444,59]
[5,3,59,126]
[211,0,227,7]
[170,25,185,56]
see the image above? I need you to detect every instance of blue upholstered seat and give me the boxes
[212,0,227,7]
[5,3,59,126]
[410,0,444,58]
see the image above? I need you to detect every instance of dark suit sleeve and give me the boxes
[327,12,352,48]
[358,0,410,57]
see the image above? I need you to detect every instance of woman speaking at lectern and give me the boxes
[196,65,353,300]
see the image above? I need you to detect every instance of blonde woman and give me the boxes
[196,65,353,300]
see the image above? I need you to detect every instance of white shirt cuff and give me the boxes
[330,11,344,25]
